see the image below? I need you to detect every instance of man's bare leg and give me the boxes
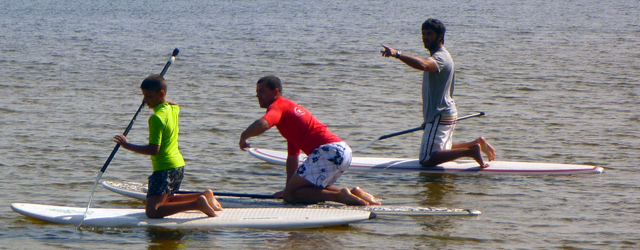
[338,188,370,205]
[452,138,496,161]
[476,137,496,161]
[283,175,369,205]
[350,187,382,205]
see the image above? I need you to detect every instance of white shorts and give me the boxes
[296,141,352,188]
[419,115,456,164]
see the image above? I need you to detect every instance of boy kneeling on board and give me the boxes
[113,75,222,218]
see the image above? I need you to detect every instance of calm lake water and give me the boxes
[1,0,638,249]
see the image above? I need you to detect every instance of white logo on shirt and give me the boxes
[294,107,306,116]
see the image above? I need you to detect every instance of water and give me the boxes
[1,0,638,249]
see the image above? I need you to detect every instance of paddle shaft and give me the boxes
[353,112,485,152]
[99,48,179,173]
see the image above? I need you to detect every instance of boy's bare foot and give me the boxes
[470,144,490,168]
[477,137,496,161]
[339,188,368,206]
[350,187,382,205]
[204,189,223,211]
[196,196,217,217]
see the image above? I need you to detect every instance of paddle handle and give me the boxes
[160,48,179,76]
[458,111,485,121]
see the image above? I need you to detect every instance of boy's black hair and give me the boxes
[141,74,167,92]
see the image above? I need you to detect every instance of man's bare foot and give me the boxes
[203,189,223,211]
[350,187,382,205]
[339,188,368,206]
[470,144,490,168]
[477,137,496,161]
[196,196,217,217]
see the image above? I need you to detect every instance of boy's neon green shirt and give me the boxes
[148,102,185,171]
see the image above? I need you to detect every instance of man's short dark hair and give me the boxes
[422,18,446,44]
[140,74,167,92]
[257,75,282,93]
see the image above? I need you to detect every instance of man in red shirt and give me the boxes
[239,75,380,205]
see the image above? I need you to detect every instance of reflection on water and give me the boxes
[142,227,351,249]
[416,174,459,235]
[146,228,190,250]
[279,229,347,249]
[417,174,457,207]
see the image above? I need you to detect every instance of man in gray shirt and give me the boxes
[380,18,495,167]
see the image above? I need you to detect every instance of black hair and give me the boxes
[422,18,446,44]
[257,75,282,93]
[140,74,167,92]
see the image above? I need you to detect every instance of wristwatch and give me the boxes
[395,51,402,58]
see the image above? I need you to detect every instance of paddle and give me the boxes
[353,112,485,152]
[78,48,180,229]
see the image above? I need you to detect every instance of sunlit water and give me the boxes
[1,0,638,249]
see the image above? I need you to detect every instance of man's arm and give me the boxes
[285,154,299,183]
[239,118,270,150]
[381,44,439,72]
[270,154,300,199]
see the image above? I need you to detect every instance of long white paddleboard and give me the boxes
[247,148,603,175]
[11,203,374,229]
[103,181,482,216]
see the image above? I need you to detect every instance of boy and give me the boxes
[114,74,222,218]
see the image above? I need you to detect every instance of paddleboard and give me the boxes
[247,148,604,175]
[11,203,374,229]
[103,181,482,216]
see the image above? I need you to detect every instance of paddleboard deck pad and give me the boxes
[11,203,374,229]
[103,181,481,216]
[247,148,603,175]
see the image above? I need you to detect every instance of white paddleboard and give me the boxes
[247,148,604,175]
[11,203,374,229]
[102,181,481,216]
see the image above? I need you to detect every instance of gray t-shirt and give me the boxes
[422,46,457,123]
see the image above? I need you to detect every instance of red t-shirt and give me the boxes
[262,97,342,156]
